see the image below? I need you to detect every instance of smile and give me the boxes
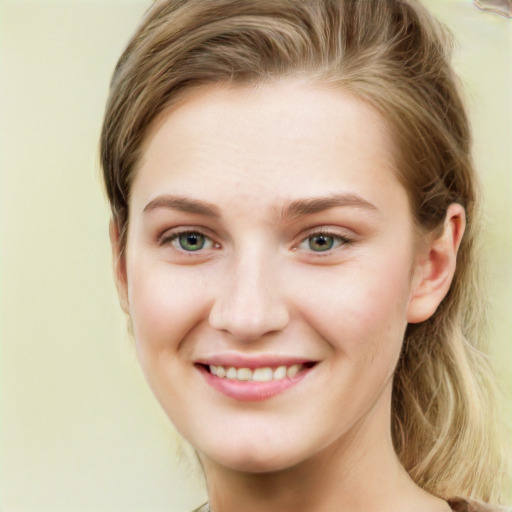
[197,361,317,401]
[209,364,304,382]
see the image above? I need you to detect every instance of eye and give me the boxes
[176,232,207,251]
[297,232,350,253]
[161,230,216,252]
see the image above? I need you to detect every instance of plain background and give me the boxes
[0,1,510,511]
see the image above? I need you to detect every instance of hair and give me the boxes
[100,0,508,504]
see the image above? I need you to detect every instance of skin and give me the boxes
[111,80,465,512]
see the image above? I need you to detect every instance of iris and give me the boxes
[308,234,335,252]
[178,232,206,251]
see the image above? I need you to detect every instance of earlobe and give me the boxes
[109,220,130,314]
[407,203,466,324]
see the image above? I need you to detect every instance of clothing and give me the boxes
[448,497,511,512]
[192,499,509,512]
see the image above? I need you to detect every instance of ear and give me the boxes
[109,220,130,314]
[407,203,466,324]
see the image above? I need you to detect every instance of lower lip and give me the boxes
[197,365,313,402]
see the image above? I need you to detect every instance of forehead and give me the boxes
[132,79,406,217]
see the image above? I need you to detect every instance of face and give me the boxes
[118,80,424,474]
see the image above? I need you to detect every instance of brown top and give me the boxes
[447,497,510,512]
[192,499,510,512]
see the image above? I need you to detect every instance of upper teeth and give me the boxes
[210,364,303,382]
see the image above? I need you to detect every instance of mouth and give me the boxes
[195,361,318,401]
[199,362,316,382]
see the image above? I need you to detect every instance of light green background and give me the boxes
[1,1,510,511]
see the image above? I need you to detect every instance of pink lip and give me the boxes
[195,360,316,402]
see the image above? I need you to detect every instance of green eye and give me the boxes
[177,232,206,251]
[161,229,217,253]
[308,234,335,252]
[297,232,350,253]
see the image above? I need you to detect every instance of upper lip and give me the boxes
[195,353,318,369]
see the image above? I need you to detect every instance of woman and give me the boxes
[100,1,508,511]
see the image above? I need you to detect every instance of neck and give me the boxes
[199,387,449,512]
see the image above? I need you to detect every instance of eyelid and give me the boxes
[294,227,354,253]
[158,227,220,251]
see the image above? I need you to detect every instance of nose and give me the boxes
[208,250,290,342]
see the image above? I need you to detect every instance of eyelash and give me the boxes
[295,229,353,254]
[159,229,219,252]
[158,228,353,255]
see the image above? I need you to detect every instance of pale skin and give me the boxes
[111,80,465,512]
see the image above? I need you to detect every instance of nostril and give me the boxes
[207,265,290,341]
[208,302,290,341]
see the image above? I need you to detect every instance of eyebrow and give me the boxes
[143,195,221,218]
[280,193,379,220]
[142,192,378,220]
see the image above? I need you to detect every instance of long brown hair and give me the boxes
[100,0,507,503]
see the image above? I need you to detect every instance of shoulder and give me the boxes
[191,500,510,512]
[190,503,209,512]
[448,498,511,512]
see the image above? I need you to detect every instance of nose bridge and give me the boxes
[208,243,289,341]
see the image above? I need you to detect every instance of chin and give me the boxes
[213,455,298,474]
[199,439,307,474]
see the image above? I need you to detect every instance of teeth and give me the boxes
[253,367,273,382]
[208,363,308,382]
[237,368,252,381]
[287,364,300,378]
[273,366,287,380]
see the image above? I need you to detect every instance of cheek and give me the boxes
[294,253,413,363]
[124,257,214,418]
[126,256,212,352]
